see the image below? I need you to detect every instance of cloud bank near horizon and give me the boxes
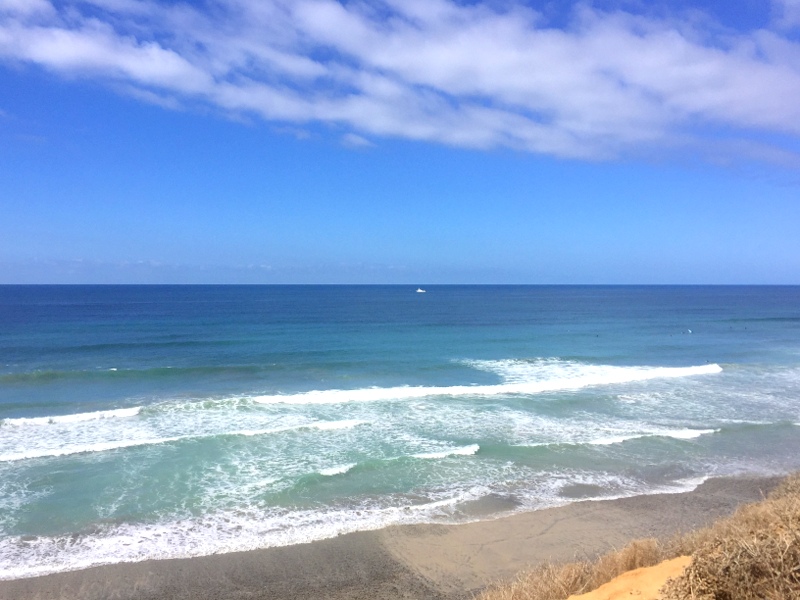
[2,0,800,162]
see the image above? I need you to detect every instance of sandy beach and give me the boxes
[0,475,779,600]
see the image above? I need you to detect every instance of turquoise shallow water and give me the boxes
[1,285,800,578]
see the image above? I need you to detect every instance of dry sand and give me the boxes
[0,475,780,600]
[566,556,691,600]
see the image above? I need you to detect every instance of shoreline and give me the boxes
[0,474,781,600]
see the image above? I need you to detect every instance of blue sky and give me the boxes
[1,0,799,284]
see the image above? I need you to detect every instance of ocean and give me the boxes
[1,285,799,579]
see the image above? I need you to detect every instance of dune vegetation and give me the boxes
[479,473,800,600]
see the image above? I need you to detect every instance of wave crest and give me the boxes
[1,407,141,427]
[253,362,722,405]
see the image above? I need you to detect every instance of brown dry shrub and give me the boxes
[481,561,593,600]
[590,538,665,586]
[478,538,667,600]
[663,524,715,559]
[661,474,800,599]
[769,471,800,501]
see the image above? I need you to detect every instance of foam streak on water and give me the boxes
[1,407,141,426]
[0,416,366,463]
[252,363,722,405]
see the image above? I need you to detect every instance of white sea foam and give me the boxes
[590,428,717,446]
[309,419,366,431]
[588,435,646,446]
[413,444,480,460]
[508,423,720,449]
[0,470,719,581]
[658,428,717,440]
[1,407,141,427]
[223,420,363,438]
[0,436,185,463]
[252,363,722,405]
[319,464,356,476]
[0,419,366,463]
[468,359,722,385]
[0,491,479,580]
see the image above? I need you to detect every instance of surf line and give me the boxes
[253,364,723,405]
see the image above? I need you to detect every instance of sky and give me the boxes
[1,0,799,284]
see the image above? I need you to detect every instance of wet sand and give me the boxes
[0,475,780,600]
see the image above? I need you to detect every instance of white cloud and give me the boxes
[0,0,55,18]
[772,0,800,29]
[1,0,799,162]
[0,19,212,91]
[341,132,373,148]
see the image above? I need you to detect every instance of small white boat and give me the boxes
[416,288,426,293]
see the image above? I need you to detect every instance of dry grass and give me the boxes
[661,473,800,599]
[479,538,667,600]
[478,473,800,600]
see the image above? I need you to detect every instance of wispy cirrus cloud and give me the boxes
[2,0,800,162]
[341,132,374,148]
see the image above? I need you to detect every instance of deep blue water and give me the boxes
[1,285,799,578]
